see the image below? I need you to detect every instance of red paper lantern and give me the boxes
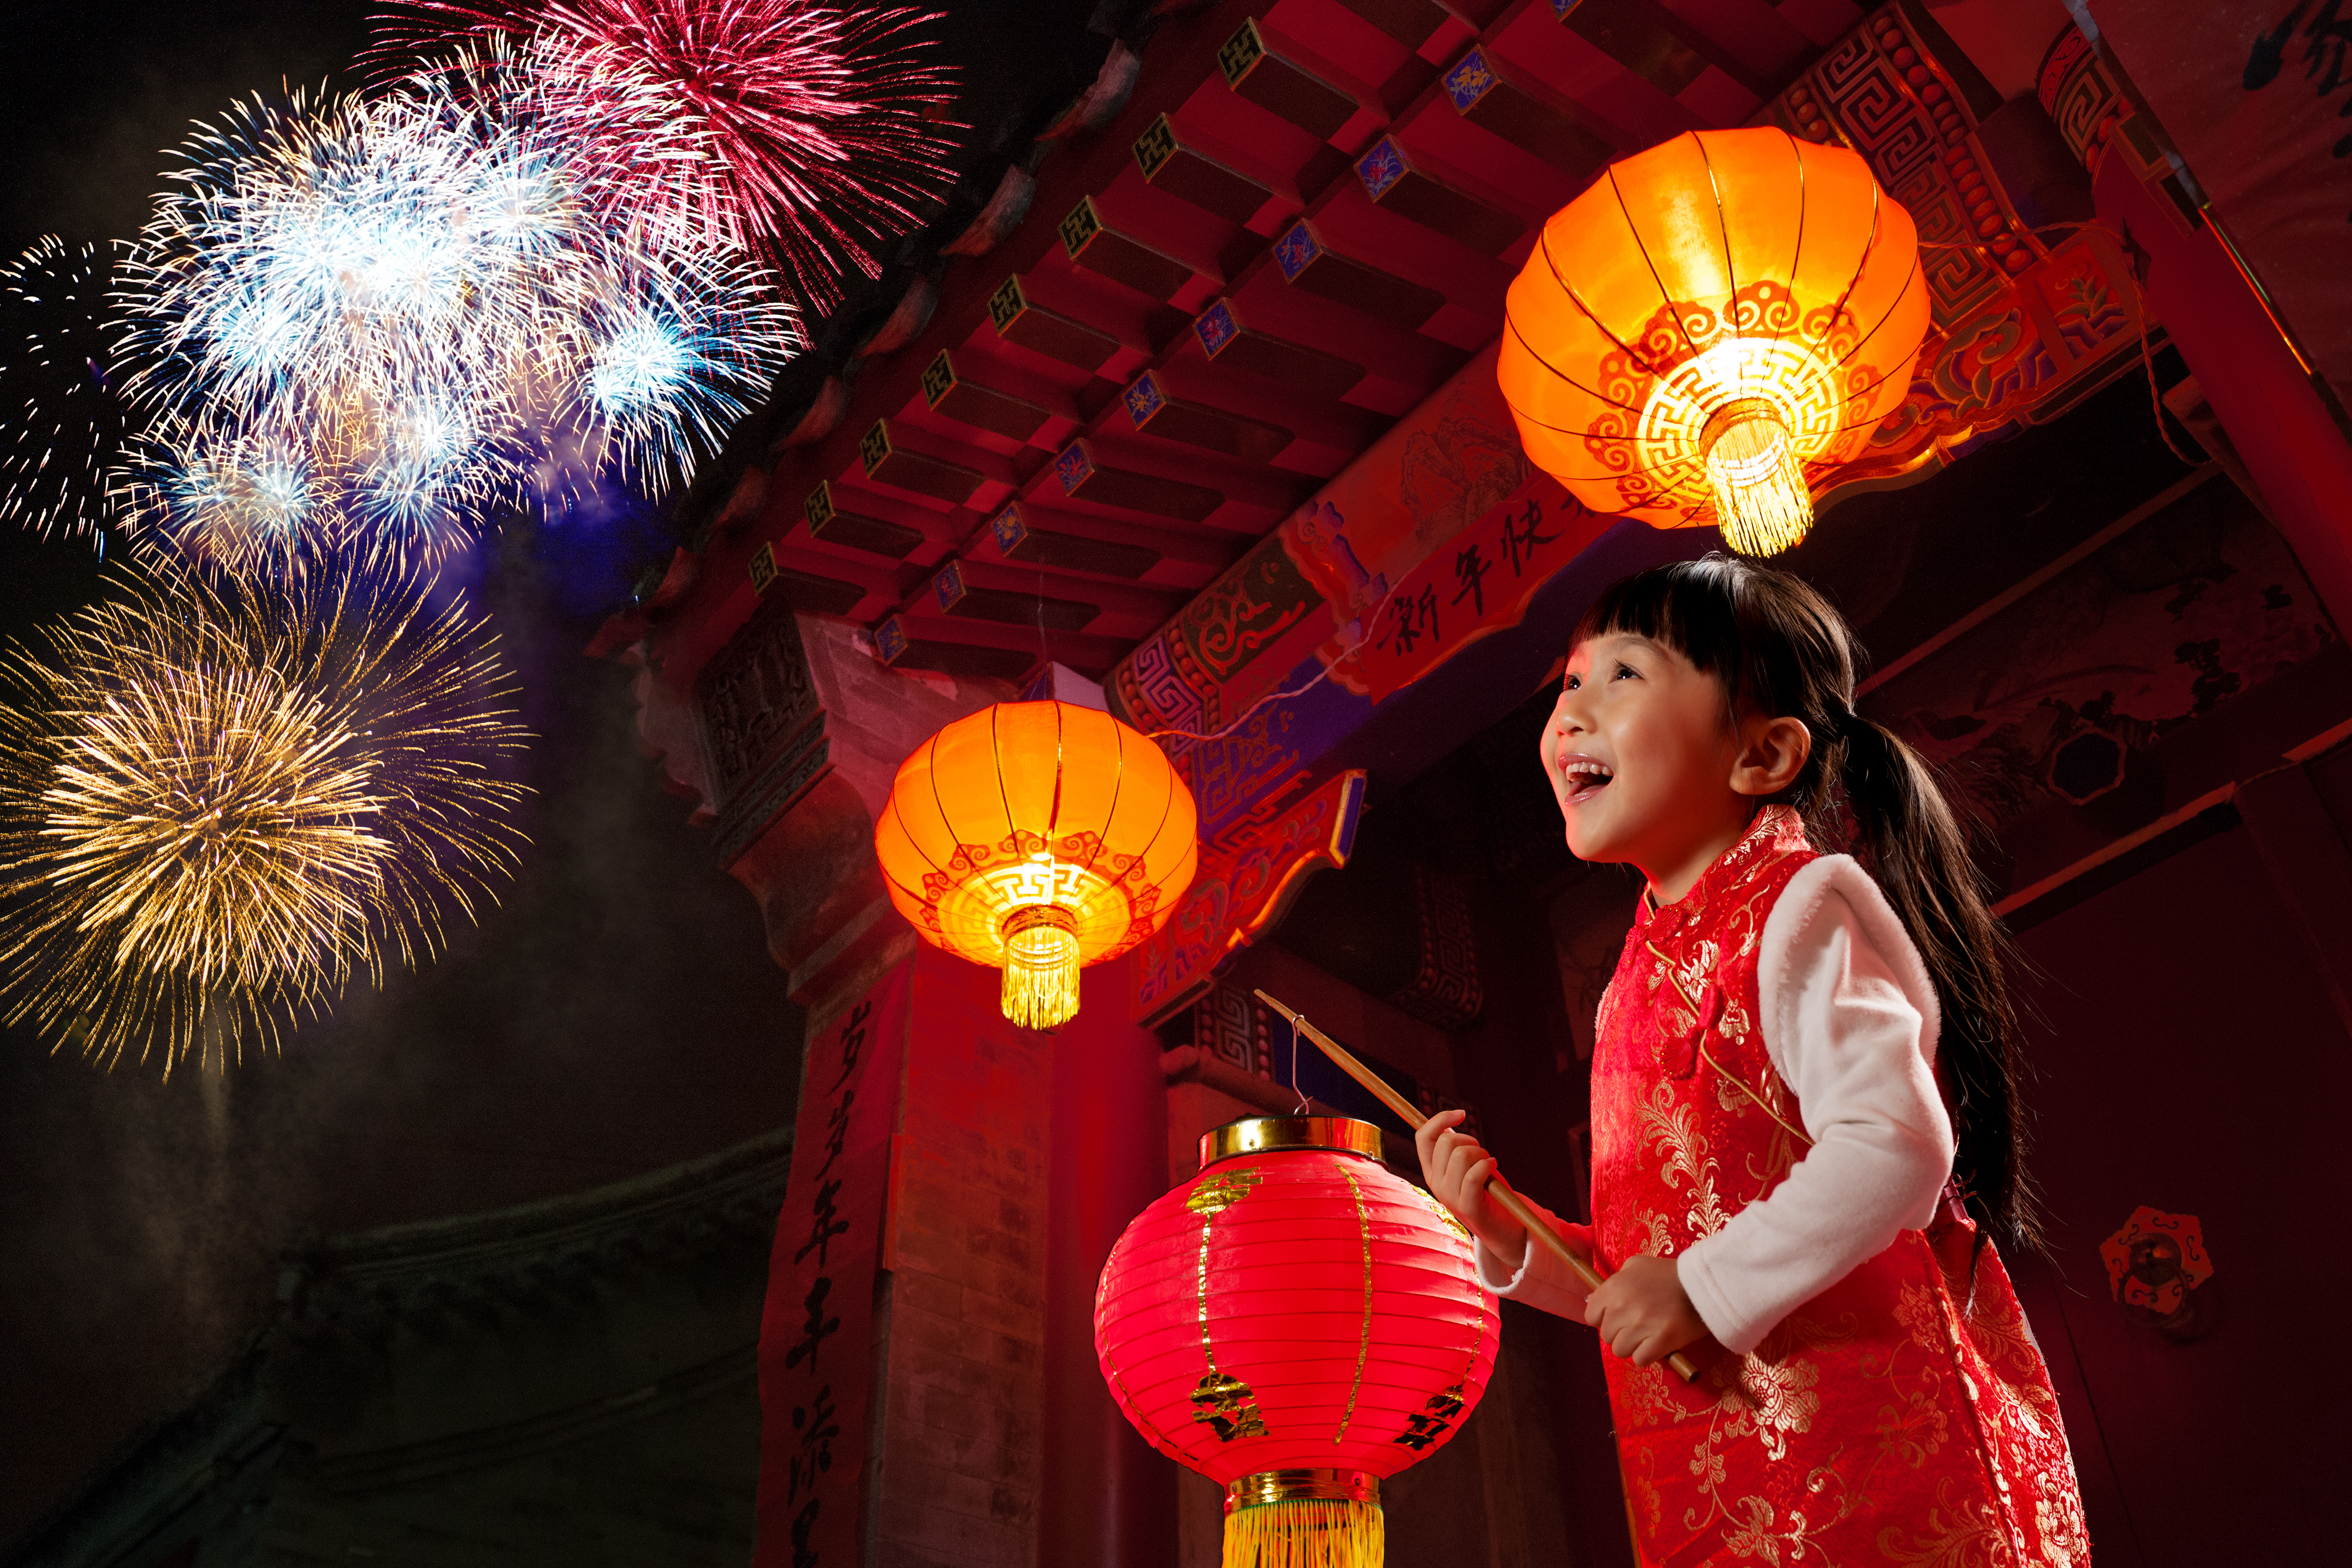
[1094,1116,1498,1568]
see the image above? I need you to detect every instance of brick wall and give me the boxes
[868,946,1054,1568]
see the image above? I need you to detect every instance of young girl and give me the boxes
[1418,557,2089,1565]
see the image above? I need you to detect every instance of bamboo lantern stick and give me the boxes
[1253,988,1702,1385]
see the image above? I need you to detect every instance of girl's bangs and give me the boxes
[1572,558,1747,688]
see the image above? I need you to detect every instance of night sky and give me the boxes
[0,0,1105,1542]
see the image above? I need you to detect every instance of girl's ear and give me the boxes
[1729,714,1811,798]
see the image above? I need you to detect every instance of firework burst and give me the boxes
[0,563,533,1073]
[384,0,962,310]
[0,237,126,543]
[110,69,797,576]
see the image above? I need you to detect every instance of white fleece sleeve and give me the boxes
[1674,856,1955,1354]
[1473,1195,1595,1323]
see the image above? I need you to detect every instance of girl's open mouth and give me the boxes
[1561,758,1614,805]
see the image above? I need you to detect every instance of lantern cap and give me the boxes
[1225,1470,1380,1514]
[1200,1114,1384,1170]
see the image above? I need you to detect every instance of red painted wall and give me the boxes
[2003,808,2352,1563]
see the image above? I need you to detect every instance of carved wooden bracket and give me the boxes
[1130,768,1367,1026]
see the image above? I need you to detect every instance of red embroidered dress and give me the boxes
[1591,809,2089,1565]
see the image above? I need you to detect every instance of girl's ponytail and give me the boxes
[1829,710,2037,1255]
[1576,557,2039,1256]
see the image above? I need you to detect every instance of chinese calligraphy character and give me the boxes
[829,1000,872,1094]
[1500,500,1561,576]
[784,1277,841,1372]
[1452,543,1490,616]
[814,1091,854,1185]
[791,1498,821,1568]
[789,1384,840,1504]
[1391,1385,1468,1451]
[2306,0,2352,94]
[795,1178,849,1268]
[2246,2,2352,95]
[1379,584,1440,656]
[2248,5,2303,88]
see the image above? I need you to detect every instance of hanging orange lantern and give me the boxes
[1497,126,1929,555]
[874,699,1197,1028]
[1095,1115,1498,1568]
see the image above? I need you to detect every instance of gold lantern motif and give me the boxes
[874,700,1197,1027]
[1498,127,1931,555]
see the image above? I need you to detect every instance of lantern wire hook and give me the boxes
[1035,569,1050,671]
[1288,1014,1309,1115]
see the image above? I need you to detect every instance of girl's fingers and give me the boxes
[1467,1157,1497,1216]
[1413,1109,1455,1158]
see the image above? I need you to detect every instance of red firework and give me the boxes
[384,0,962,311]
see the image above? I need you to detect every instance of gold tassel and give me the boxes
[1701,398,1814,557]
[1222,1472,1382,1568]
[1221,1499,1383,1568]
[999,904,1081,1029]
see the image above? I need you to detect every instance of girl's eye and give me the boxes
[1613,662,1638,680]
[1563,674,1580,692]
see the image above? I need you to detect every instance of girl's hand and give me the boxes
[1583,1254,1707,1366]
[1414,1108,1528,1271]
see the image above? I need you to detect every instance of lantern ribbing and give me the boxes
[1096,1116,1498,1568]
[1497,127,1929,554]
[874,699,1197,1027]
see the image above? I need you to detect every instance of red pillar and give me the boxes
[1038,955,1179,1567]
[2097,156,2352,626]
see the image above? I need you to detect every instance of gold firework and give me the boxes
[0,564,531,1073]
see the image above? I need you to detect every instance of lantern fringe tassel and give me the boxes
[1221,1499,1383,1568]
[1000,950,1080,1030]
[999,904,1082,1029]
[1703,407,1814,557]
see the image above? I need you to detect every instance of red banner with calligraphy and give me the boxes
[1338,476,1612,704]
[755,963,909,1568]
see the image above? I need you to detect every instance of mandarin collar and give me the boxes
[1636,805,1809,933]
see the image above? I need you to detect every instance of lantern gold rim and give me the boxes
[1199,1114,1385,1170]
[1225,1470,1381,1513]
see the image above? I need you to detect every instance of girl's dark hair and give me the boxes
[1575,556,2038,1254]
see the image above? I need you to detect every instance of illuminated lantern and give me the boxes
[1095,1115,1498,1568]
[1498,126,1929,555]
[874,699,1197,1028]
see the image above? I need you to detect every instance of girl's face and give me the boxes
[1537,632,1751,879]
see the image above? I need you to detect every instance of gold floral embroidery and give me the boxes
[1619,1359,1681,1428]
[1875,1482,2010,1567]
[1697,1034,1813,1153]
[1721,1354,1823,1462]
[1877,1381,1954,1469]
[2034,1466,2092,1568]
[1963,1285,2043,1378]
[1896,1282,1948,1352]
[1636,1081,1731,1237]
[1688,1432,1727,1492]
[1596,803,2084,1565]
[1719,1493,1819,1565]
